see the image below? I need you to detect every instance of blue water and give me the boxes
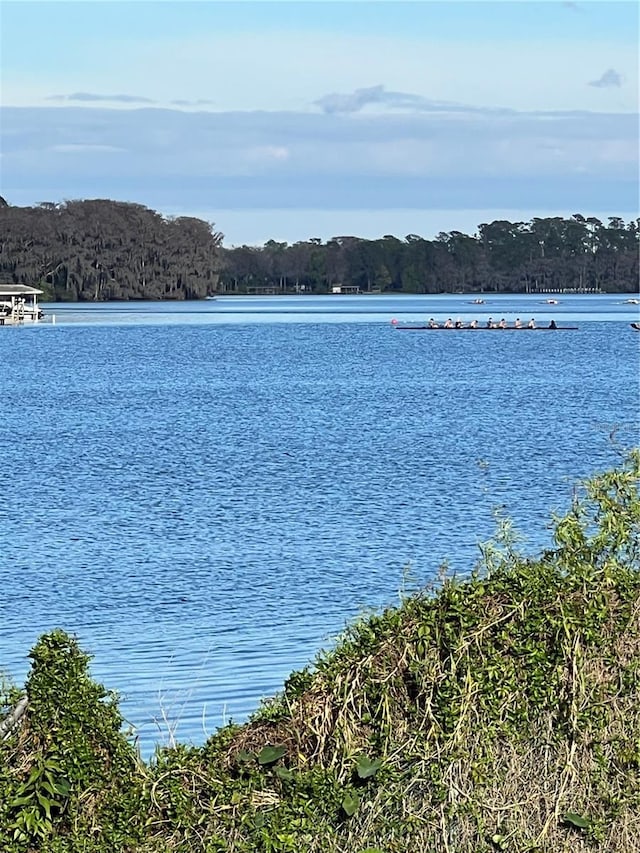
[1,294,638,756]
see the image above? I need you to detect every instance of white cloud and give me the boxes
[314,84,516,116]
[246,146,290,163]
[49,143,125,153]
[588,68,623,88]
[48,92,156,104]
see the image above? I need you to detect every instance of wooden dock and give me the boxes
[0,284,45,325]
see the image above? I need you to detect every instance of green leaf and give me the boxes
[236,750,255,765]
[356,755,382,780]
[563,812,591,830]
[274,766,294,781]
[341,791,360,817]
[36,792,53,820]
[257,744,287,766]
[9,795,35,807]
[25,765,43,786]
[53,778,71,797]
[41,778,70,798]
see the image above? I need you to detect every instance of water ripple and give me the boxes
[1,302,638,756]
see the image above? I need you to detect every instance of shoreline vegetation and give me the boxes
[1,452,639,852]
[0,198,638,301]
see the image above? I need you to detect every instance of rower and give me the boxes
[469,319,478,329]
[444,318,454,328]
[428,318,439,328]
[528,318,536,329]
[454,318,463,329]
[515,318,522,328]
[486,317,493,328]
[549,319,557,329]
[498,318,507,329]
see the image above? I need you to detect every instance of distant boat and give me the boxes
[631,323,640,331]
[469,298,485,304]
[624,298,640,305]
[543,299,559,305]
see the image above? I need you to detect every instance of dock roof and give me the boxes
[0,284,43,296]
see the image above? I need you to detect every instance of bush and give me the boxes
[1,451,638,851]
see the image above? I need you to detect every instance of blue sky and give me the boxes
[1,1,638,245]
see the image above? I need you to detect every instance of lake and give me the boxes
[1,293,638,756]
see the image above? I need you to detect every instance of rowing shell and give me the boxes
[394,325,579,331]
[631,322,640,331]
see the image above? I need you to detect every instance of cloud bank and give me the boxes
[1,89,637,216]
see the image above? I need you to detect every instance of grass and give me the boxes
[1,450,639,852]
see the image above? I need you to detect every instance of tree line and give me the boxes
[0,198,223,301]
[219,216,638,295]
[0,198,637,300]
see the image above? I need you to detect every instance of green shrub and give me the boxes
[1,451,638,851]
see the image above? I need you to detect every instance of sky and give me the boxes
[0,0,638,246]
